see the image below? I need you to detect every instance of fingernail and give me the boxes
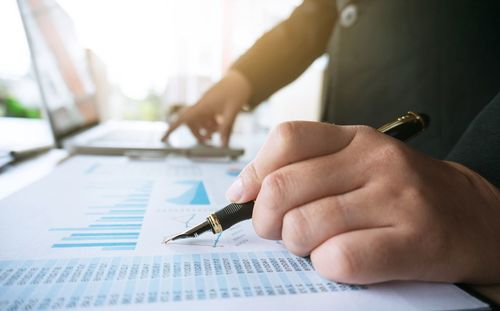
[226,178,243,202]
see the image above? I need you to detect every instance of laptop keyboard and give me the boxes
[90,129,163,144]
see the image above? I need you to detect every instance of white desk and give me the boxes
[0,117,53,150]
[0,149,67,200]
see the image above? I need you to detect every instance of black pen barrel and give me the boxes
[214,201,255,231]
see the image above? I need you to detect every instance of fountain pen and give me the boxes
[163,111,429,245]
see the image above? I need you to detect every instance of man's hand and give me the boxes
[162,70,252,147]
[226,121,500,284]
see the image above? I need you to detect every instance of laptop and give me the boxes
[17,0,244,159]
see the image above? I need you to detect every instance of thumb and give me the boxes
[225,161,261,203]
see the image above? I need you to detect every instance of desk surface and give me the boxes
[0,117,54,151]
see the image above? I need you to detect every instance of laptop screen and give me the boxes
[18,0,99,139]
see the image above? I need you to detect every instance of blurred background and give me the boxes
[0,0,326,132]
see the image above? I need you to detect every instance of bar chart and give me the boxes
[49,181,154,251]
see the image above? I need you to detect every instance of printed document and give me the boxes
[0,156,489,310]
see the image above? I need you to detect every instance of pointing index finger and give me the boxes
[161,115,184,142]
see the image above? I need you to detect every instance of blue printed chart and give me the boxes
[166,180,210,205]
[49,182,153,251]
[0,156,276,258]
[0,251,364,310]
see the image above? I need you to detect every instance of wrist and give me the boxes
[225,69,253,111]
[446,161,500,201]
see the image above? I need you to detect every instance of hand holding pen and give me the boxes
[164,112,428,242]
[165,111,500,285]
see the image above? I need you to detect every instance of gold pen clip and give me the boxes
[377,111,427,133]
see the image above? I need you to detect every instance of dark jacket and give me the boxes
[232,0,500,186]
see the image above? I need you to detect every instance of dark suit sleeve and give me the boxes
[231,0,337,108]
[446,90,500,188]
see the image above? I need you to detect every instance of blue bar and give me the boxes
[114,204,146,208]
[83,227,141,230]
[89,224,141,228]
[50,227,141,231]
[110,210,145,214]
[62,236,138,241]
[113,206,147,210]
[71,233,139,237]
[52,242,137,248]
[102,216,144,220]
[120,197,149,205]
[96,219,142,223]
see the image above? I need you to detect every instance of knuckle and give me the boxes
[271,121,301,151]
[282,208,311,256]
[262,171,289,202]
[329,196,350,227]
[353,124,378,137]
[352,125,410,164]
[401,184,426,207]
[252,216,276,240]
[239,162,266,197]
[370,142,410,175]
[350,125,380,145]
[312,240,359,283]
[242,162,261,183]
[379,142,407,162]
[276,121,298,141]
[252,200,283,240]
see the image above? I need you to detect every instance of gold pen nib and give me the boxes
[162,220,213,246]
[162,236,174,245]
[162,233,191,245]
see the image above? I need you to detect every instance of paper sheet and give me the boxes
[0,155,489,310]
